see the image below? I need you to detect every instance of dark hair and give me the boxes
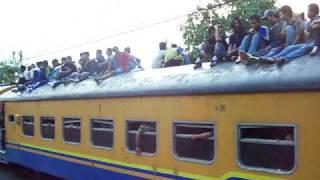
[112,46,119,52]
[20,65,26,71]
[96,49,102,54]
[107,48,112,52]
[52,59,59,63]
[171,44,178,48]
[124,47,131,53]
[159,42,166,50]
[309,3,319,15]
[230,17,245,32]
[208,26,216,34]
[249,14,260,22]
[36,61,42,67]
[280,5,293,18]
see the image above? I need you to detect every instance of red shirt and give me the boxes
[115,52,130,72]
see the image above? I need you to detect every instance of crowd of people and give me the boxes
[193,3,320,69]
[152,42,191,68]
[14,3,320,93]
[15,47,143,92]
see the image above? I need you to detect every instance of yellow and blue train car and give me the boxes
[0,57,320,180]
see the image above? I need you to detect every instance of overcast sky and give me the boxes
[0,0,317,68]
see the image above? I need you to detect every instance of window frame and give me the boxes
[125,119,158,156]
[40,116,55,141]
[236,123,298,175]
[62,116,81,145]
[21,115,35,137]
[90,118,114,150]
[172,120,216,165]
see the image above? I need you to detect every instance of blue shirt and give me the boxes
[256,25,270,42]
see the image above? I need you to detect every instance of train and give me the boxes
[0,56,319,180]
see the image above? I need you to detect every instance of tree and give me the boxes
[181,0,276,61]
[0,52,23,84]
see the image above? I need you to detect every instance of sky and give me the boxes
[0,0,317,68]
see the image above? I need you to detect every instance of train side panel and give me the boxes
[4,92,320,179]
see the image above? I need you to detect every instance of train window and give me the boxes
[40,117,55,140]
[22,116,34,137]
[238,125,296,174]
[63,117,81,144]
[173,122,214,163]
[8,114,14,123]
[126,121,157,155]
[90,119,113,149]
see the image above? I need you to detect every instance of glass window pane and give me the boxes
[41,117,55,140]
[126,121,156,154]
[22,116,34,136]
[238,125,296,173]
[173,122,214,163]
[91,119,113,148]
[63,118,81,143]
[8,115,14,123]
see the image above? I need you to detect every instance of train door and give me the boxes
[0,102,7,163]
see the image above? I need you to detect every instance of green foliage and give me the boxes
[0,58,20,84]
[181,0,276,61]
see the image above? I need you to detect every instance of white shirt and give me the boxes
[23,70,31,81]
[152,50,165,69]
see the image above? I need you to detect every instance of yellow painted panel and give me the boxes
[4,92,320,180]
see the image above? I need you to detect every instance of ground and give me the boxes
[0,163,60,180]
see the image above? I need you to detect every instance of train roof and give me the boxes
[1,55,320,102]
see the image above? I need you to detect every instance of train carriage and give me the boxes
[0,56,319,180]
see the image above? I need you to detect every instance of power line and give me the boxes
[25,0,239,61]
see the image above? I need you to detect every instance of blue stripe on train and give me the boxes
[6,146,192,180]
[7,147,140,180]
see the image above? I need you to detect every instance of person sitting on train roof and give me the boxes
[194,24,228,69]
[124,47,144,70]
[309,4,320,56]
[191,131,214,140]
[163,44,184,67]
[48,56,78,87]
[42,60,51,78]
[14,65,35,92]
[59,57,77,79]
[135,124,156,156]
[152,42,166,69]
[25,61,49,92]
[235,14,270,63]
[16,65,29,85]
[48,59,61,81]
[95,49,109,75]
[94,46,136,84]
[228,17,246,61]
[106,48,114,61]
[60,52,97,84]
[241,6,307,64]
[81,52,98,76]
[247,3,320,64]
[243,9,285,59]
